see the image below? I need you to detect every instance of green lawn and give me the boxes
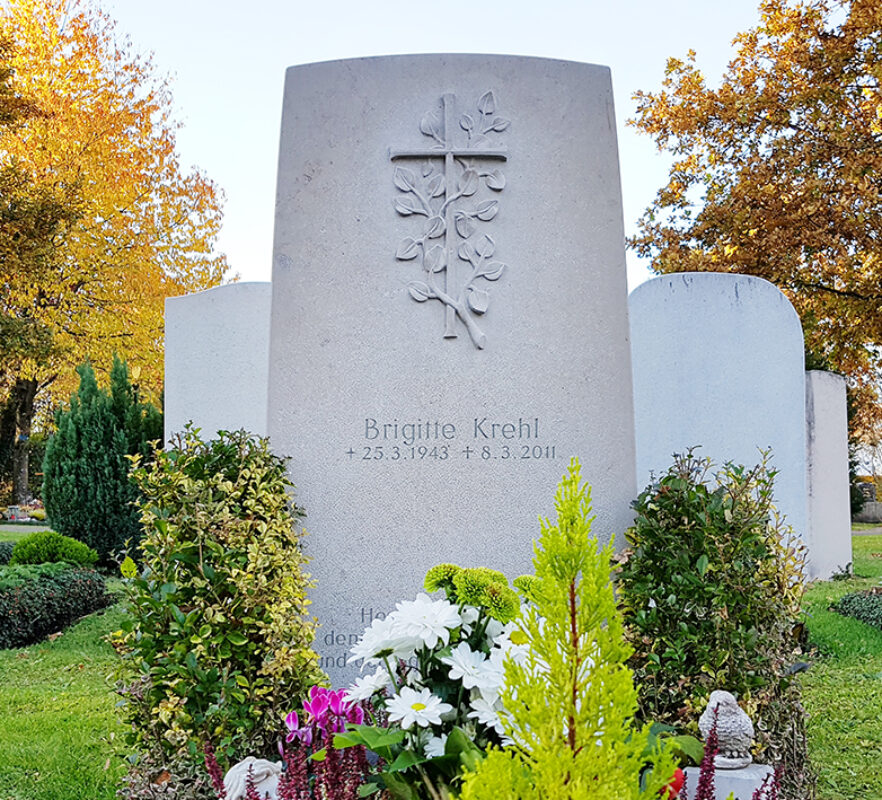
[0,604,127,800]
[802,534,882,800]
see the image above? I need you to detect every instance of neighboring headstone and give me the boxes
[854,501,882,524]
[164,283,272,442]
[630,273,808,554]
[267,55,638,685]
[805,370,853,578]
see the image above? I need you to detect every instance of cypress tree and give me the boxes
[42,358,160,560]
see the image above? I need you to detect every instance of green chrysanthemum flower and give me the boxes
[452,567,493,606]
[513,575,541,603]
[424,563,462,600]
[481,582,520,622]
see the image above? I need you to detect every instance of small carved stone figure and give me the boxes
[223,757,281,800]
[699,690,754,769]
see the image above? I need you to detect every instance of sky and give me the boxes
[103,0,765,290]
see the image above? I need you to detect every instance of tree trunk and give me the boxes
[10,378,37,504]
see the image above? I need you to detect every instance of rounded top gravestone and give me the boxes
[164,282,272,443]
[629,272,808,545]
[266,54,638,686]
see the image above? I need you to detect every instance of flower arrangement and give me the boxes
[336,565,529,799]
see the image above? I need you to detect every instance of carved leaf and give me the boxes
[422,160,433,178]
[424,245,447,274]
[485,169,506,191]
[409,281,431,302]
[468,287,490,314]
[427,174,445,198]
[475,200,499,221]
[460,113,474,133]
[420,110,441,140]
[455,213,476,239]
[458,241,476,263]
[395,197,422,216]
[490,117,510,132]
[396,237,420,260]
[425,216,446,239]
[475,234,495,259]
[394,166,417,193]
[459,169,479,197]
[477,90,496,115]
[482,261,506,281]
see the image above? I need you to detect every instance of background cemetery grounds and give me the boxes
[0,522,880,800]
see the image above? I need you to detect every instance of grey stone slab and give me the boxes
[630,273,808,563]
[805,370,852,578]
[267,55,637,686]
[683,763,774,800]
[164,283,272,443]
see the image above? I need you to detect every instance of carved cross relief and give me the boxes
[391,91,510,350]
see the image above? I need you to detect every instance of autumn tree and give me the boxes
[0,0,227,502]
[630,0,882,439]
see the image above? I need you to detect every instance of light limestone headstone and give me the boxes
[629,273,808,549]
[164,282,271,442]
[805,370,852,578]
[683,763,775,800]
[267,55,637,685]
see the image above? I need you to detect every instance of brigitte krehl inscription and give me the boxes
[343,416,558,463]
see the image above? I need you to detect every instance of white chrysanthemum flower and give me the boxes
[484,618,505,642]
[345,667,392,702]
[392,593,461,649]
[424,732,448,758]
[348,615,421,666]
[468,695,506,735]
[440,642,489,689]
[385,686,452,729]
[459,605,480,633]
[492,624,530,665]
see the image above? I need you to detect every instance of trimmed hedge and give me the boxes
[832,589,882,631]
[9,530,99,567]
[0,542,13,565]
[0,564,111,649]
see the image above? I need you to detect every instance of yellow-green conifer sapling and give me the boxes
[458,458,678,799]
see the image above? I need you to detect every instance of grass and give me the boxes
[852,521,882,531]
[802,534,882,800]
[0,604,128,800]
[0,524,51,544]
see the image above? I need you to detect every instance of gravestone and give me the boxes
[267,55,638,685]
[805,370,852,578]
[629,273,809,558]
[164,282,272,442]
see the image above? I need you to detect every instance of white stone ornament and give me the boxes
[699,690,754,769]
[223,757,281,800]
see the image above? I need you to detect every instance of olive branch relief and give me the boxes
[391,90,510,349]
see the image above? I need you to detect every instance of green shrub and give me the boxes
[832,589,882,630]
[114,427,325,764]
[0,564,110,649]
[615,450,812,799]
[42,356,161,562]
[459,459,679,799]
[0,542,13,565]
[9,530,99,566]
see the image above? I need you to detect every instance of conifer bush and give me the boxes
[9,529,99,566]
[458,459,678,799]
[615,451,812,799]
[114,427,325,766]
[42,356,161,561]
